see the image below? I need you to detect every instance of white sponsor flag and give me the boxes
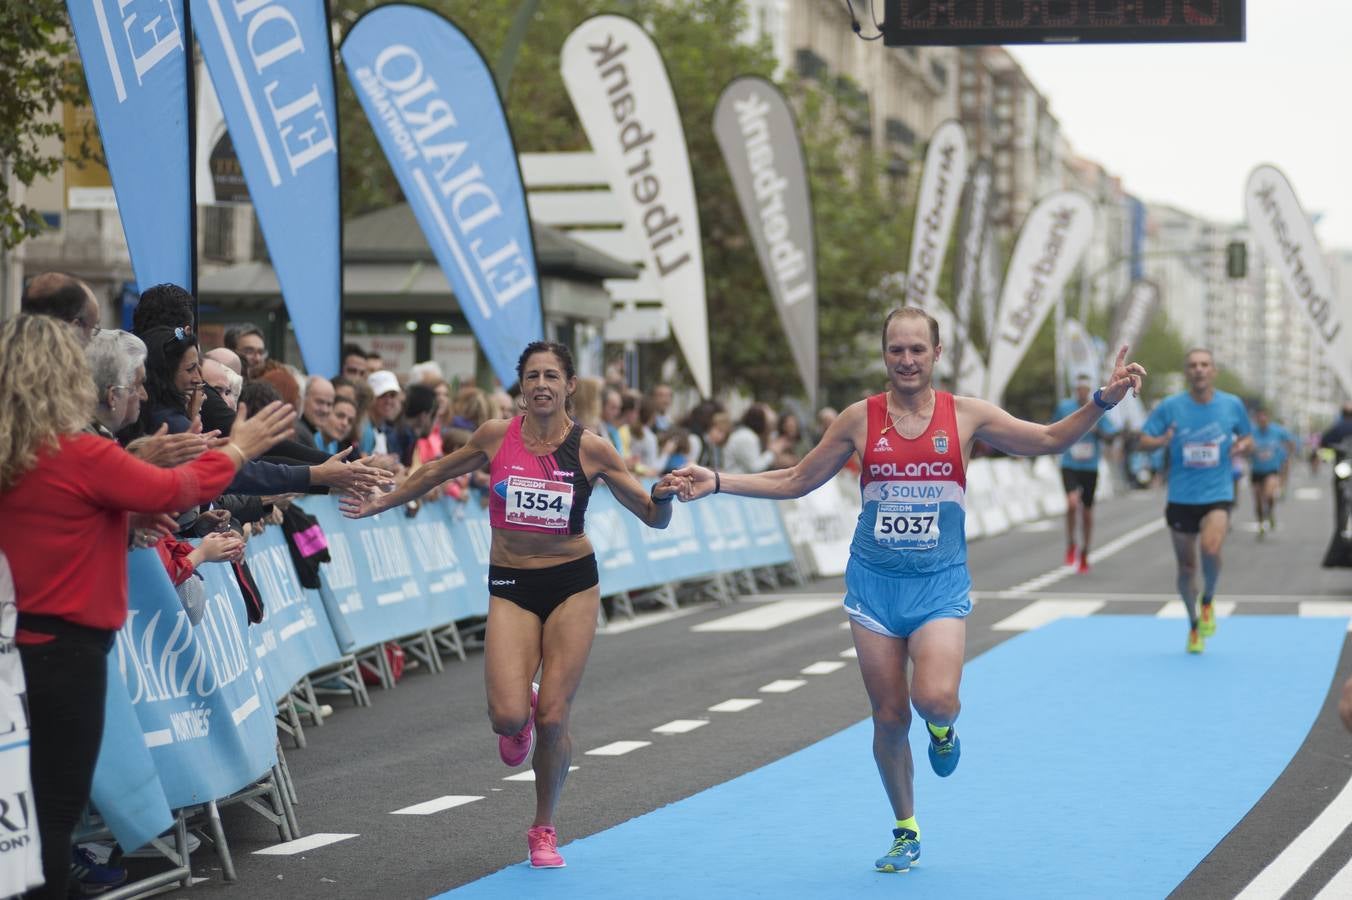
[905,120,968,309]
[986,191,1095,403]
[1245,164,1352,398]
[562,15,711,397]
[1060,318,1098,394]
[979,226,1001,342]
[1107,280,1160,375]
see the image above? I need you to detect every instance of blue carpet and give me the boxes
[436,617,1346,899]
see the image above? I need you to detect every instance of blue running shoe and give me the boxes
[874,828,920,873]
[927,724,960,777]
[71,845,128,895]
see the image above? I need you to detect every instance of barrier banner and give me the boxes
[90,657,174,853]
[191,0,341,376]
[119,550,276,808]
[562,15,711,397]
[986,191,1095,403]
[0,555,42,894]
[713,76,817,408]
[66,0,194,290]
[341,5,543,388]
[905,120,968,309]
[1245,164,1352,398]
[243,526,343,702]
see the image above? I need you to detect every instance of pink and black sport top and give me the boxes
[489,417,593,535]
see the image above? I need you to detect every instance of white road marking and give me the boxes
[1005,519,1166,594]
[585,741,651,756]
[598,607,702,634]
[991,599,1105,632]
[1297,601,1352,630]
[504,767,579,782]
[708,698,762,712]
[1294,487,1322,501]
[1156,600,1237,619]
[759,679,807,693]
[1017,520,1057,533]
[652,719,708,734]
[801,661,847,675]
[971,591,1347,605]
[390,796,483,815]
[839,621,852,630]
[1315,852,1352,899]
[1236,775,1352,900]
[253,833,359,855]
[691,598,840,632]
[840,647,858,659]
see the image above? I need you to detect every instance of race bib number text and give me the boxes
[504,475,573,529]
[874,501,940,551]
[1182,441,1221,468]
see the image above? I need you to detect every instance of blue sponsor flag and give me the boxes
[340,5,544,387]
[190,0,341,376]
[66,0,194,291]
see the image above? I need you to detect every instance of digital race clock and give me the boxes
[882,1,1244,45]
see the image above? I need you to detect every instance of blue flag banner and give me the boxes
[66,0,194,290]
[90,656,175,852]
[340,5,543,387]
[119,550,276,808]
[243,527,343,702]
[190,0,341,376]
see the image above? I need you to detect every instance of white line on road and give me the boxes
[1236,774,1352,900]
[991,599,1104,632]
[840,647,858,659]
[585,740,652,756]
[1315,852,1352,899]
[801,661,847,675]
[1156,600,1237,619]
[1005,519,1167,594]
[759,679,807,693]
[691,599,840,632]
[390,796,483,815]
[652,719,708,734]
[598,607,703,634]
[1297,601,1352,630]
[1295,487,1323,501]
[971,591,1348,605]
[504,767,579,782]
[708,698,762,712]
[253,833,359,855]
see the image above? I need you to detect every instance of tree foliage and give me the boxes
[0,1,95,250]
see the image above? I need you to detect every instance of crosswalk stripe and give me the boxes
[759,679,807,693]
[1156,600,1237,619]
[253,833,359,855]
[708,698,762,712]
[504,766,578,782]
[1236,774,1352,900]
[800,661,847,675]
[991,599,1104,632]
[1315,853,1352,899]
[586,741,651,756]
[652,719,708,734]
[390,796,483,815]
[691,599,840,632]
[839,647,858,658]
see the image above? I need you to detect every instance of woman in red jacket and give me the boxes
[0,315,296,900]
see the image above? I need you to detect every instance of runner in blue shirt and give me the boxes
[1138,349,1252,653]
[1249,407,1295,537]
[1053,375,1120,573]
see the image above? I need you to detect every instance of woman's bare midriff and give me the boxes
[489,527,594,569]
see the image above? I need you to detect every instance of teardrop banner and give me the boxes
[1245,164,1352,398]
[562,15,710,397]
[1107,279,1160,376]
[951,157,993,382]
[192,0,341,376]
[905,119,969,309]
[986,191,1096,404]
[341,5,544,388]
[713,75,817,409]
[66,0,194,292]
[1060,317,1099,394]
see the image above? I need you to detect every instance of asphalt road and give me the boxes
[141,469,1352,899]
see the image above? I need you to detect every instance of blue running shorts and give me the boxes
[843,557,972,639]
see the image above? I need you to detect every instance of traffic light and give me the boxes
[1226,241,1247,279]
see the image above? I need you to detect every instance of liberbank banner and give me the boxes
[66,0,194,290]
[713,76,817,408]
[905,120,968,309]
[562,15,710,397]
[192,0,341,376]
[342,5,543,388]
[1108,279,1160,374]
[1245,165,1352,398]
[986,191,1095,404]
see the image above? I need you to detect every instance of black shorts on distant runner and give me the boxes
[1165,501,1233,535]
[1061,468,1099,507]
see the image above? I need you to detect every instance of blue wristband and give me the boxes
[1092,388,1116,411]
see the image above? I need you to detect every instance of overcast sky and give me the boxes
[1009,0,1351,249]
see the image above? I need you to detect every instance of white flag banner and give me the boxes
[1245,164,1352,398]
[979,226,1001,342]
[1107,280,1160,376]
[905,119,968,308]
[562,15,711,397]
[1060,318,1099,394]
[986,191,1096,403]
[953,159,992,333]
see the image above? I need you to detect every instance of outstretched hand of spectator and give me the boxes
[127,423,216,468]
[196,530,244,564]
[667,464,717,502]
[311,448,396,494]
[1101,345,1147,405]
[229,401,298,461]
[129,512,178,544]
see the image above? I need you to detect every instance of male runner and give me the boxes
[668,308,1145,873]
[1054,375,1119,573]
[1136,349,1251,653]
[1249,407,1295,537]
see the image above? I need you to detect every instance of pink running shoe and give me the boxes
[527,825,566,868]
[498,683,538,767]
